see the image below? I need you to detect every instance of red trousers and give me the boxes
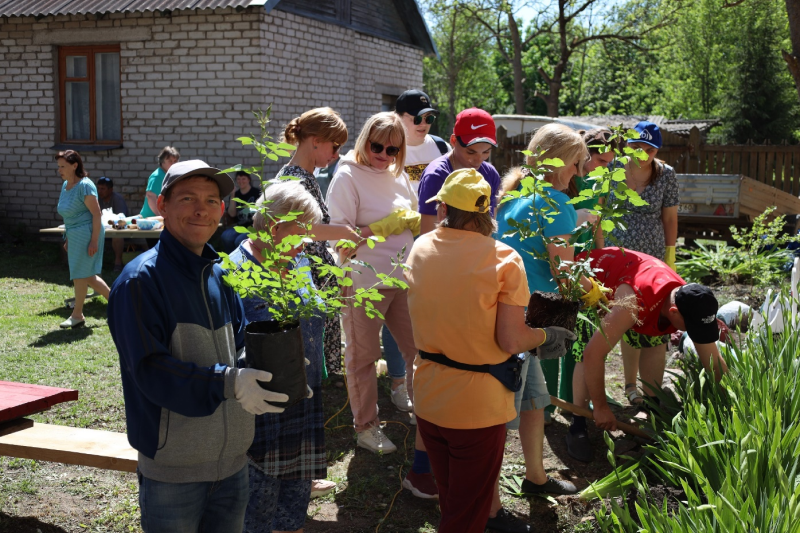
[416,417,506,533]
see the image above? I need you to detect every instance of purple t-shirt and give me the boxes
[417,154,501,215]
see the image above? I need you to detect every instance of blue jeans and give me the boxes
[382,326,406,379]
[221,227,249,254]
[138,465,249,533]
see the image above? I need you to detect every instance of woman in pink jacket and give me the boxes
[326,112,418,456]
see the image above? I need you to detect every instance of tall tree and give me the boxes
[460,0,681,116]
[718,0,798,143]
[422,0,499,133]
[784,0,800,102]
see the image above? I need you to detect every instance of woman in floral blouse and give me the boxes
[611,121,680,406]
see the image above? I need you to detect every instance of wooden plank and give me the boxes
[793,151,800,197]
[709,150,719,174]
[785,150,795,196]
[0,422,137,473]
[0,381,78,424]
[0,418,33,438]
[749,149,759,183]
[739,176,800,220]
[731,150,741,175]
[776,150,786,192]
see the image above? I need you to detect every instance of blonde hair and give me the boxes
[252,180,323,233]
[281,107,348,147]
[353,112,406,178]
[499,124,588,200]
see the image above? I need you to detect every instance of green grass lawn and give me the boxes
[0,241,139,532]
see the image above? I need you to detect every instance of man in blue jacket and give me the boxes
[108,160,288,533]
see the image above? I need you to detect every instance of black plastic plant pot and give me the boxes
[244,320,308,408]
[525,291,581,330]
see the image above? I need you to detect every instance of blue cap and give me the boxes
[631,121,662,149]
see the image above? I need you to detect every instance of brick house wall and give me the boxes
[0,6,424,231]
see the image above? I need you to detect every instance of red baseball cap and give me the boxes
[453,108,497,147]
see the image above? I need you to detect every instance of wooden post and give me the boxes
[494,125,509,177]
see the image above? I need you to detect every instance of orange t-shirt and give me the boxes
[405,227,530,429]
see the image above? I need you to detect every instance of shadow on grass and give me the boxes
[1,241,122,288]
[315,374,439,532]
[36,298,108,321]
[29,326,95,347]
[0,513,70,533]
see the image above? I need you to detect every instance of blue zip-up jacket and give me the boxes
[108,228,251,483]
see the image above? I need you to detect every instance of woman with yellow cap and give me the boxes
[405,168,575,533]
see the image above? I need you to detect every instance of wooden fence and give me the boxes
[492,125,800,196]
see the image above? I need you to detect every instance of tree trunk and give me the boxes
[508,11,526,114]
[446,8,457,129]
[785,0,800,103]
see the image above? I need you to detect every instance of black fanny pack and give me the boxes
[419,350,525,392]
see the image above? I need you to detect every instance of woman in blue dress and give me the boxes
[228,181,326,533]
[55,151,110,329]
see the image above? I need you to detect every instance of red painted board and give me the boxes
[0,381,79,423]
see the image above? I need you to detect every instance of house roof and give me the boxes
[0,0,254,16]
[559,115,720,137]
[0,0,437,56]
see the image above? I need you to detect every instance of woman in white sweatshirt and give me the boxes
[326,112,418,454]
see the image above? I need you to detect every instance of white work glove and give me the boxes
[234,368,289,415]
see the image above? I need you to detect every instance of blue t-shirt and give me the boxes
[141,167,165,218]
[417,154,501,215]
[495,187,577,293]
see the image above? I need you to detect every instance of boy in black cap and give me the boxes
[395,89,450,193]
[567,247,728,461]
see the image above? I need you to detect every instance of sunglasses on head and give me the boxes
[370,141,400,157]
[413,114,436,126]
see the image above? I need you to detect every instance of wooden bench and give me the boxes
[0,381,137,473]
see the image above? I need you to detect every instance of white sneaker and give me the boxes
[357,425,397,454]
[391,383,413,412]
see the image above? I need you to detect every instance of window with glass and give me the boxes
[59,45,121,144]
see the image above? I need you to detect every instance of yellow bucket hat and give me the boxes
[425,168,491,213]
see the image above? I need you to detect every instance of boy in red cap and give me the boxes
[567,247,729,462]
[417,108,501,235]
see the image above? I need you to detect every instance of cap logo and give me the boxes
[640,130,653,141]
[470,123,487,130]
[420,96,428,104]
[701,315,715,324]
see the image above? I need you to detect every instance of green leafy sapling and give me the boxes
[499,125,649,304]
[729,206,800,289]
[218,106,408,329]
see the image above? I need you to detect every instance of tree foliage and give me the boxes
[420,0,800,143]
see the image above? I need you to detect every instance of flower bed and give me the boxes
[585,307,800,531]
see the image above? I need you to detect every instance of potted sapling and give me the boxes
[218,108,408,406]
[498,124,648,332]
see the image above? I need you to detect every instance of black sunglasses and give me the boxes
[413,114,436,126]
[370,141,400,157]
[332,143,341,153]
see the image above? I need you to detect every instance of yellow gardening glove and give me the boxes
[398,210,421,237]
[368,208,407,238]
[665,246,676,271]
[580,278,612,308]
